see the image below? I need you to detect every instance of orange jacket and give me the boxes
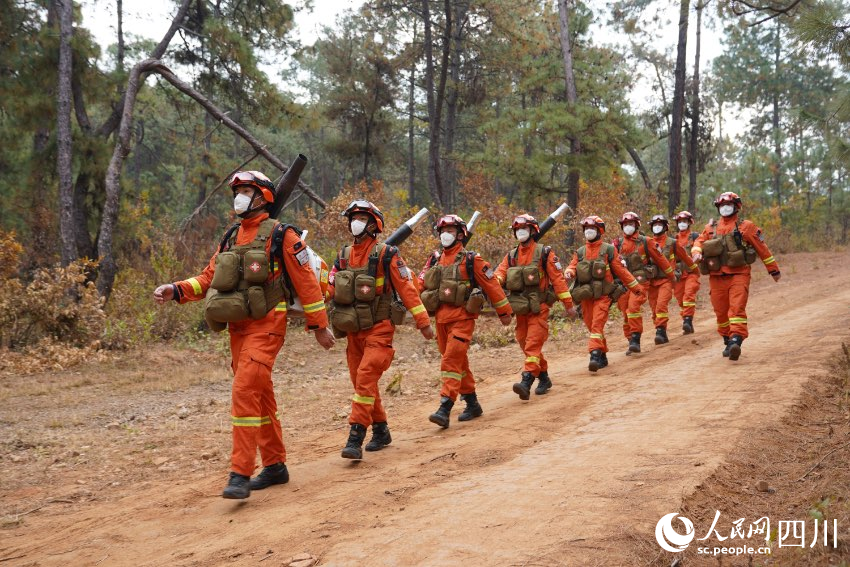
[327,236,430,329]
[174,213,329,332]
[675,230,700,274]
[417,242,512,324]
[618,234,675,280]
[652,233,697,275]
[493,241,573,309]
[565,239,640,290]
[692,215,779,275]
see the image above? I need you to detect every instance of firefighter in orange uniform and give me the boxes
[672,211,701,334]
[494,214,576,399]
[691,192,780,360]
[153,170,334,499]
[418,215,513,427]
[565,216,642,371]
[646,214,693,344]
[328,201,434,460]
[614,212,673,354]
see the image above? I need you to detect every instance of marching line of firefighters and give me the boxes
[153,167,781,500]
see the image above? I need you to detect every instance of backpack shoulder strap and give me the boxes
[508,246,519,267]
[604,243,615,264]
[466,251,478,289]
[218,222,241,253]
[577,245,586,262]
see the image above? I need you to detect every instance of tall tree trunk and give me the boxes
[56,0,78,266]
[687,0,703,215]
[116,0,125,72]
[422,0,450,210]
[627,146,652,192]
[772,19,783,213]
[557,0,580,214]
[668,0,690,215]
[443,0,467,210]
[407,42,416,203]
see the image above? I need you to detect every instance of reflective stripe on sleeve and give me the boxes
[188,277,202,295]
[410,304,426,315]
[494,298,509,309]
[557,291,571,300]
[303,300,326,314]
[763,256,775,264]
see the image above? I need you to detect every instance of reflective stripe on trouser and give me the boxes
[674,271,701,318]
[709,272,751,339]
[229,330,287,476]
[346,319,395,427]
[617,282,648,338]
[436,318,476,401]
[515,304,550,375]
[582,296,612,353]
[648,279,674,329]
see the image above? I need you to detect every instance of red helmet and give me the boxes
[229,170,276,203]
[714,192,742,210]
[435,214,468,237]
[649,214,669,231]
[674,211,694,224]
[511,214,540,233]
[342,199,385,233]
[619,211,641,227]
[580,215,606,235]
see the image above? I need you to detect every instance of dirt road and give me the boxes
[2,252,849,565]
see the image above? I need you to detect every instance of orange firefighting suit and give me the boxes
[566,240,640,353]
[174,213,328,477]
[494,242,573,376]
[673,229,701,320]
[692,215,779,339]
[615,235,673,338]
[648,233,692,329]
[328,236,430,428]
[417,242,512,401]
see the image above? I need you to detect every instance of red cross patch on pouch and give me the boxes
[361,285,372,294]
[443,288,452,297]
[249,262,261,273]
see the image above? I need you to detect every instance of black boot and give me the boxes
[428,397,454,428]
[364,422,392,452]
[728,335,744,361]
[222,472,251,499]
[512,371,535,400]
[599,352,609,369]
[589,349,603,372]
[628,332,641,354]
[534,371,552,395]
[249,462,289,490]
[682,316,694,334]
[654,326,669,345]
[722,336,731,357]
[458,392,484,421]
[341,423,367,459]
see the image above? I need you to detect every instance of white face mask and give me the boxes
[678,221,690,232]
[719,204,736,217]
[350,219,367,236]
[440,232,457,247]
[234,193,253,214]
[652,224,665,235]
[622,224,636,236]
[584,228,598,241]
[515,228,531,242]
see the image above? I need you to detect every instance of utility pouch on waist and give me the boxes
[699,260,710,275]
[424,267,441,291]
[203,290,229,332]
[373,294,391,322]
[726,249,747,268]
[390,298,407,325]
[465,288,485,314]
[570,283,594,303]
[701,238,724,258]
[331,304,360,334]
[745,248,757,264]
[247,286,266,319]
[205,289,249,322]
[591,280,604,299]
[355,302,374,331]
[706,256,723,272]
[242,250,269,284]
[609,281,627,301]
[576,260,592,284]
[506,266,525,291]
[601,279,616,296]
[420,289,440,313]
[211,251,240,292]
[508,292,530,316]
[591,260,607,280]
[354,274,377,302]
[543,288,557,306]
[333,271,356,305]
[438,279,458,304]
[626,253,644,273]
[632,269,648,284]
[522,266,540,288]
[528,291,541,314]
[644,264,658,280]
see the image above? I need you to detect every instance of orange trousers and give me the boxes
[617,283,648,338]
[515,304,550,376]
[647,279,674,329]
[346,319,395,427]
[709,273,750,339]
[581,296,612,353]
[437,318,476,401]
[674,271,701,318]
[229,330,287,477]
